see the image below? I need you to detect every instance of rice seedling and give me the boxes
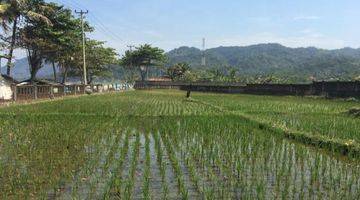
[103,128,130,198]
[142,133,151,199]
[124,131,140,199]
[152,131,170,198]
[161,132,189,199]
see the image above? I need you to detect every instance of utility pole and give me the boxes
[75,10,89,85]
[201,38,206,67]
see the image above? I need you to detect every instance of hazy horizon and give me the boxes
[4,42,360,64]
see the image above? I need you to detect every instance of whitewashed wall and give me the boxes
[0,79,13,100]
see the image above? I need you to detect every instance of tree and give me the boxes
[0,3,10,30]
[208,68,225,82]
[42,7,86,83]
[0,0,51,76]
[81,40,117,83]
[121,44,166,81]
[19,2,92,83]
[167,62,190,81]
[228,67,237,82]
[18,2,60,82]
[66,40,117,84]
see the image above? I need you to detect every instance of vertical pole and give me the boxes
[12,85,17,101]
[81,12,87,85]
[34,85,38,99]
[50,85,54,99]
[63,85,66,96]
[74,85,77,95]
[201,38,206,66]
[75,10,88,85]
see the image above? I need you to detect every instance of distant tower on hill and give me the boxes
[201,38,206,66]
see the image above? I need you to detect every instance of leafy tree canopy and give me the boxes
[120,44,166,81]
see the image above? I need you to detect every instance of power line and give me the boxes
[56,0,125,52]
[59,0,123,41]
[62,0,83,10]
[88,13,124,42]
[88,15,122,42]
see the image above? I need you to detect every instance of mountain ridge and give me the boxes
[4,43,360,82]
[1,58,60,81]
[166,43,360,81]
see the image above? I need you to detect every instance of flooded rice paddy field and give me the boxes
[0,90,359,199]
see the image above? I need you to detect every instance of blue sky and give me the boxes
[4,0,360,61]
[53,0,360,54]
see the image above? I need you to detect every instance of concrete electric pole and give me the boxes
[75,10,89,85]
[201,38,206,67]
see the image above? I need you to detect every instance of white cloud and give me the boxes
[299,29,324,38]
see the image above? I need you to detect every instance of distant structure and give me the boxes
[147,76,172,82]
[201,38,206,66]
[0,75,18,100]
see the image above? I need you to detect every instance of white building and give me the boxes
[0,75,17,101]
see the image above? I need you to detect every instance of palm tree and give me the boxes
[167,63,190,81]
[0,0,51,76]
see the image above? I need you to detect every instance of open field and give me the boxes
[194,92,360,140]
[0,90,360,199]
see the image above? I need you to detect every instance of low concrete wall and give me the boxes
[6,83,133,102]
[134,81,360,98]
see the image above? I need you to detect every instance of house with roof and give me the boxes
[17,78,61,86]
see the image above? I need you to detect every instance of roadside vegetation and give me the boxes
[0,0,169,84]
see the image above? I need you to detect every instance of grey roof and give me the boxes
[1,74,19,83]
[19,79,62,85]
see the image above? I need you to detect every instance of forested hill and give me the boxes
[166,43,360,81]
[6,43,360,82]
